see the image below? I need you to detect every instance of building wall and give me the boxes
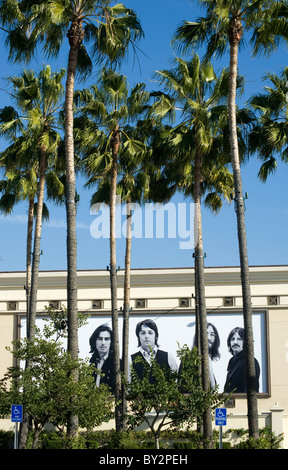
[0,265,287,447]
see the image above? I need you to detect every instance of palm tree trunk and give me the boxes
[110,126,122,431]
[19,151,46,449]
[194,247,203,435]
[65,19,84,438]
[25,197,34,336]
[28,149,47,340]
[19,198,34,448]
[122,197,132,429]
[228,16,259,439]
[194,150,213,448]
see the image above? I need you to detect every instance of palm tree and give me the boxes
[0,66,65,340]
[172,0,288,439]
[0,67,65,449]
[151,55,241,446]
[249,68,288,180]
[118,117,157,428]
[0,1,143,436]
[74,69,147,430]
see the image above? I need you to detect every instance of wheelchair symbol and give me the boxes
[215,408,227,425]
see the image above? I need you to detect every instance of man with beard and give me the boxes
[224,326,260,394]
[192,322,220,388]
[207,323,221,388]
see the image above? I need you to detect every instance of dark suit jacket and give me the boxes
[90,353,116,394]
[224,349,260,393]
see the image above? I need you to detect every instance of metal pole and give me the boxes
[219,425,223,449]
[14,422,18,449]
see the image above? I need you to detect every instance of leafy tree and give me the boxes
[171,0,288,439]
[125,345,224,449]
[0,308,113,449]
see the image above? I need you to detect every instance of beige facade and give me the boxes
[0,265,288,447]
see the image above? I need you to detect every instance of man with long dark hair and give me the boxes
[89,324,115,394]
[224,326,260,394]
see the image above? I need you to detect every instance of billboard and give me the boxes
[20,310,268,395]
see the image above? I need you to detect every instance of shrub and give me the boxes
[0,430,14,449]
[233,427,283,449]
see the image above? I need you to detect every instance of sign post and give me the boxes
[215,408,227,449]
[11,405,23,449]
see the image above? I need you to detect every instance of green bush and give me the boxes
[233,427,283,449]
[173,441,198,449]
[40,431,86,449]
[13,426,281,450]
[215,441,232,449]
[0,430,14,449]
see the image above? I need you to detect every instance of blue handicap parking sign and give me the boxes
[215,408,227,426]
[11,405,23,423]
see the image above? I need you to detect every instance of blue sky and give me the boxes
[0,0,287,273]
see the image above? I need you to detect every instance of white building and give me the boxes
[0,265,287,447]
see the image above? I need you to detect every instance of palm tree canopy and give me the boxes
[0,66,66,206]
[150,54,254,211]
[74,68,149,179]
[249,67,288,181]
[0,65,65,154]
[0,0,144,76]
[172,0,288,60]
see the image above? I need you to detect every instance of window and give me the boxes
[179,298,190,307]
[7,301,17,311]
[49,301,61,310]
[135,299,146,308]
[92,300,103,309]
[267,295,279,306]
[223,297,234,307]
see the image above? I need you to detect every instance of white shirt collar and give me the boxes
[139,346,158,363]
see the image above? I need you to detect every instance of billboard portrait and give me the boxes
[77,310,268,395]
[20,310,269,395]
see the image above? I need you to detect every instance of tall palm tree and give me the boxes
[0,67,65,449]
[172,0,288,439]
[74,69,147,430]
[0,66,65,341]
[0,0,143,436]
[151,55,241,446]
[118,117,155,428]
[249,68,288,180]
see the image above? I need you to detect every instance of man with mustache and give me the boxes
[192,322,220,388]
[207,323,221,388]
[224,326,260,394]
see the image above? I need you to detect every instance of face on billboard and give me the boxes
[96,330,111,358]
[138,324,156,352]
